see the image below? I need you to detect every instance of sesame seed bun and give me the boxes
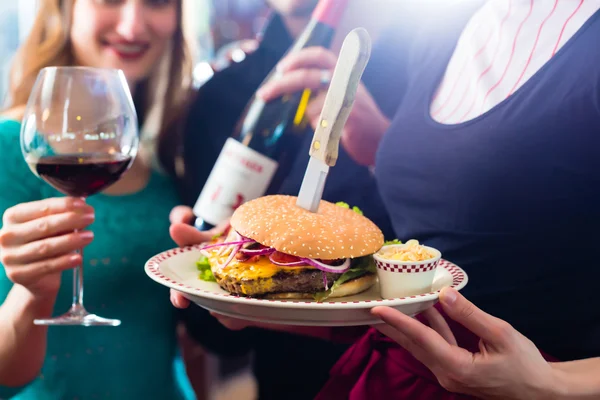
[230,195,384,259]
[264,273,376,300]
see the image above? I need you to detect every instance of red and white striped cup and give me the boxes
[373,244,441,299]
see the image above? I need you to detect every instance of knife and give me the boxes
[296,27,372,212]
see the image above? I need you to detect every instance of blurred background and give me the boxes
[0,0,405,104]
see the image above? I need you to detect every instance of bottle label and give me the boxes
[193,138,279,226]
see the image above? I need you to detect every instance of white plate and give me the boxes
[145,245,469,326]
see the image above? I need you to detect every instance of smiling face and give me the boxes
[69,0,178,85]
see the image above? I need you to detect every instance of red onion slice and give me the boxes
[200,239,254,252]
[240,247,275,256]
[217,244,243,270]
[268,252,308,267]
[218,231,243,256]
[300,258,351,274]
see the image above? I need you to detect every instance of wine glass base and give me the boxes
[34,309,121,327]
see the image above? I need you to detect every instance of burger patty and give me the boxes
[215,268,365,297]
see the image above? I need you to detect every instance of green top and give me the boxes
[0,119,185,400]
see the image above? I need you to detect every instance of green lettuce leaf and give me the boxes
[384,239,402,246]
[313,257,376,302]
[196,255,216,282]
[335,201,363,216]
[335,201,350,209]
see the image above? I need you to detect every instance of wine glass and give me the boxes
[20,67,139,327]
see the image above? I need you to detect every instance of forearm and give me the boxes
[0,285,54,386]
[550,358,600,399]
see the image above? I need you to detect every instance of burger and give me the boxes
[196,195,384,301]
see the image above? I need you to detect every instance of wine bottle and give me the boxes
[193,0,349,231]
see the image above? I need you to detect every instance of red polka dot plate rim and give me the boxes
[144,245,469,313]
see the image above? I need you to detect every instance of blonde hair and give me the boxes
[3,0,197,176]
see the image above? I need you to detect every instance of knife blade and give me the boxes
[296,27,372,212]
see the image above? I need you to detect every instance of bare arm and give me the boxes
[551,358,600,399]
[0,286,56,386]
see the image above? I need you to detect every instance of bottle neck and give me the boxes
[285,0,348,52]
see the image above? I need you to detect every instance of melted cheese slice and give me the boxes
[208,253,311,281]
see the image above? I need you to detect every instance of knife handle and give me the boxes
[309,27,372,167]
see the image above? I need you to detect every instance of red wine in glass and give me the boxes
[28,153,133,197]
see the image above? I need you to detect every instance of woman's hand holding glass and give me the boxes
[0,198,95,300]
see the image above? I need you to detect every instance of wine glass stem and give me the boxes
[72,243,85,314]
[71,196,87,315]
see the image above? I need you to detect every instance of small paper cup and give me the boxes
[373,244,442,299]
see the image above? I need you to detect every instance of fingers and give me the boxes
[169,223,216,247]
[0,231,94,265]
[277,47,338,73]
[373,318,412,347]
[170,289,191,309]
[258,69,332,102]
[439,287,515,348]
[169,220,229,248]
[372,320,466,382]
[169,206,194,225]
[2,197,89,225]
[371,306,458,370]
[259,47,337,102]
[213,220,232,235]
[422,307,457,346]
[0,211,95,246]
[4,252,82,287]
